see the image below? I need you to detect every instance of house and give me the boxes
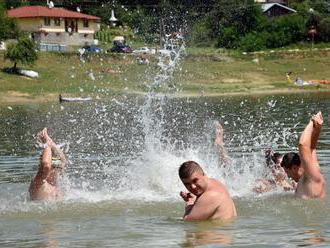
[7,5,101,51]
[261,3,296,17]
[255,0,296,17]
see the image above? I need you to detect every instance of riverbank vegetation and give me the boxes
[0,47,329,103]
[1,1,330,103]
[3,0,330,53]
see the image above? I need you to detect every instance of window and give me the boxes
[83,19,89,28]
[54,18,61,26]
[44,17,51,26]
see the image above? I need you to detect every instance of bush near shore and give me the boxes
[0,46,329,103]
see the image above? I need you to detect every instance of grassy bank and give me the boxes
[0,47,330,103]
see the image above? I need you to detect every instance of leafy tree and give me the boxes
[0,2,20,41]
[318,17,330,42]
[4,0,29,9]
[264,14,305,44]
[189,17,213,46]
[309,0,330,16]
[215,1,266,48]
[129,7,160,43]
[4,37,37,71]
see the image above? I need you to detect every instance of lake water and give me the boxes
[0,92,329,247]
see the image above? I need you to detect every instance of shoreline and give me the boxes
[1,88,329,105]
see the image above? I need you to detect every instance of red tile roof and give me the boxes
[7,6,100,20]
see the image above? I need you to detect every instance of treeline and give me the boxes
[3,0,330,51]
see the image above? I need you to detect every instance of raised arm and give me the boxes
[214,121,230,167]
[298,112,323,182]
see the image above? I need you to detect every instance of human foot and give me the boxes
[37,128,54,147]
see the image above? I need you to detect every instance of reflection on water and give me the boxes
[0,93,329,247]
[181,222,233,247]
[183,230,232,247]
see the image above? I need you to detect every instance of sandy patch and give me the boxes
[222,78,244,83]
[0,91,58,105]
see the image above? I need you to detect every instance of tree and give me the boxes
[4,0,29,9]
[4,37,38,71]
[318,17,330,42]
[0,2,20,41]
[189,17,213,46]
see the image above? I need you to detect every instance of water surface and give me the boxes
[0,93,329,247]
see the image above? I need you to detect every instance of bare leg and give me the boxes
[29,145,53,200]
[37,128,67,168]
[214,121,230,167]
[37,128,68,185]
[30,128,67,200]
[298,113,322,179]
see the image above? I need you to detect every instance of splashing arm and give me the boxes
[214,121,230,167]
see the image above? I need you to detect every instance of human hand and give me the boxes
[180,191,196,205]
[311,111,323,129]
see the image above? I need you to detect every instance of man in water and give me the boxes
[253,149,297,193]
[179,160,237,221]
[281,111,326,199]
[214,121,295,193]
[29,128,68,201]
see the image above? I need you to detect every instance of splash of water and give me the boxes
[61,32,297,204]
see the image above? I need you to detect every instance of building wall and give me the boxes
[16,18,43,32]
[78,20,100,34]
[34,32,94,46]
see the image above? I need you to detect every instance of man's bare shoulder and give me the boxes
[203,179,231,199]
[296,174,326,199]
[209,178,228,191]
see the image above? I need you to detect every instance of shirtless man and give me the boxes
[281,111,326,199]
[179,161,237,221]
[214,121,295,193]
[29,128,68,201]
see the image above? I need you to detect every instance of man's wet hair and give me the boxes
[179,161,204,179]
[265,149,282,167]
[281,152,301,169]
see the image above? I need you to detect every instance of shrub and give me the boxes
[265,31,289,48]
[318,17,330,42]
[217,27,240,49]
[189,18,213,47]
[239,32,266,52]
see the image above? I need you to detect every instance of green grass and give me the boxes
[0,47,329,102]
